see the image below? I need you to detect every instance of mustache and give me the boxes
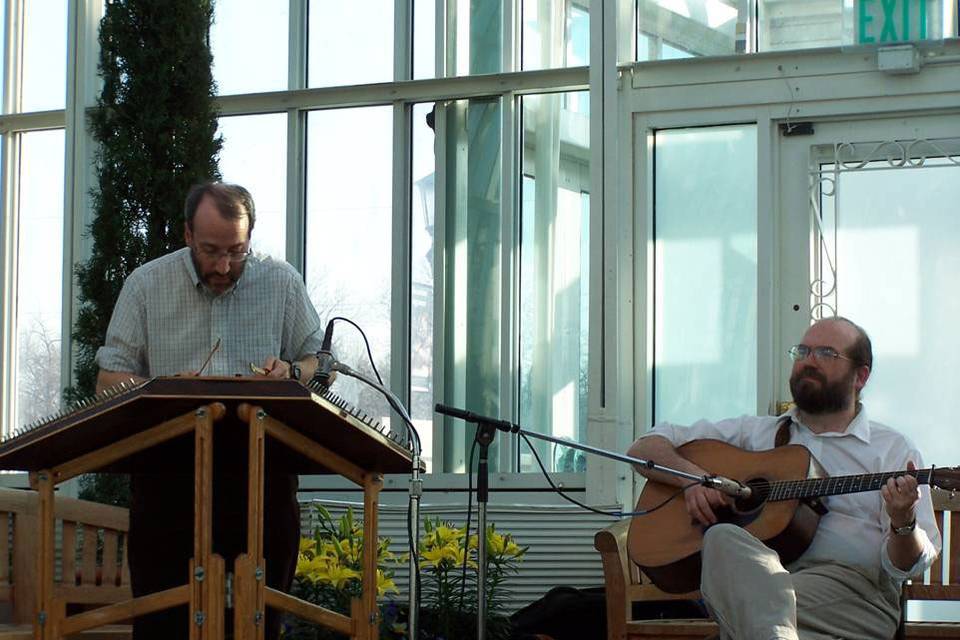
[796,367,826,384]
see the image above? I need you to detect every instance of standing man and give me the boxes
[628,317,941,640]
[96,182,323,639]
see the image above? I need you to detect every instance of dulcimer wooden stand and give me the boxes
[0,377,417,640]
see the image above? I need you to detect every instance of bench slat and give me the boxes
[102,531,119,587]
[81,525,99,586]
[62,521,77,587]
[0,513,9,584]
[951,511,959,587]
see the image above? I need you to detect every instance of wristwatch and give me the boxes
[288,360,302,381]
[892,518,917,535]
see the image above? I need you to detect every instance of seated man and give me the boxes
[628,317,941,640]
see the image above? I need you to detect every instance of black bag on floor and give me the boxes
[510,585,708,640]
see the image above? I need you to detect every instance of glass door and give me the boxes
[778,116,960,469]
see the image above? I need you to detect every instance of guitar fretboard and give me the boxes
[766,469,933,502]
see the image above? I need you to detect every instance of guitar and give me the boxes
[627,439,960,594]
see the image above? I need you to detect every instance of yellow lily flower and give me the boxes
[319,565,361,589]
[434,525,465,544]
[377,569,399,595]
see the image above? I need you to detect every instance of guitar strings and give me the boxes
[713,468,931,503]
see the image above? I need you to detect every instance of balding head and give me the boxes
[806,316,872,371]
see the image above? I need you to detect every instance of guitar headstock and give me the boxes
[932,467,960,492]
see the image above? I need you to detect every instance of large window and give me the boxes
[14,129,66,427]
[308,1,394,86]
[653,125,757,424]
[211,0,289,95]
[217,114,288,259]
[304,106,395,436]
[21,0,67,112]
[0,0,598,488]
[519,91,590,472]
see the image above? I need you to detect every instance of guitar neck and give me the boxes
[768,468,934,502]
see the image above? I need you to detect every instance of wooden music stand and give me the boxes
[0,377,416,640]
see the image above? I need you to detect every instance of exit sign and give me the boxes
[855,0,940,44]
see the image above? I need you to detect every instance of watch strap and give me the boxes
[892,518,917,536]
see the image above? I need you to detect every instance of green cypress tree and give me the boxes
[71,0,222,505]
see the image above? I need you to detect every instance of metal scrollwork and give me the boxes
[808,136,960,323]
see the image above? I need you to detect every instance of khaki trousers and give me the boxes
[700,524,901,640]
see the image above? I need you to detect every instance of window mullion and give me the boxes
[502,0,516,73]
[0,133,21,437]
[499,92,517,472]
[4,0,23,114]
[2,0,24,436]
[63,0,100,393]
[395,0,412,82]
[430,101,448,470]
[391,101,412,414]
[286,0,308,272]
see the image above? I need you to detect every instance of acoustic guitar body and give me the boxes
[627,439,824,594]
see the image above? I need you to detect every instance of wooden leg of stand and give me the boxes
[190,405,216,640]
[48,598,65,640]
[233,554,256,640]
[205,554,225,640]
[35,471,55,640]
[358,474,382,640]
[235,404,267,640]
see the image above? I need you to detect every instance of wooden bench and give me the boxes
[595,489,960,640]
[0,487,132,639]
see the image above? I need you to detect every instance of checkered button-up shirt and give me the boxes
[96,247,323,377]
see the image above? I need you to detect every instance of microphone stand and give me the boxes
[435,403,751,640]
[330,363,423,640]
[473,419,496,640]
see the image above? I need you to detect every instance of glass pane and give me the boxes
[820,153,960,467]
[439,98,502,472]
[637,0,746,61]
[411,103,436,471]
[211,0,289,95]
[446,0,502,76]
[522,0,590,70]
[758,0,848,51]
[22,0,67,112]
[217,114,288,260]
[519,92,590,473]
[308,0,393,87]
[16,129,66,427]
[653,125,757,424]
[414,0,437,79]
[305,107,393,427]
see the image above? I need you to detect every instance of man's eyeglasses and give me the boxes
[195,247,252,263]
[788,344,856,364]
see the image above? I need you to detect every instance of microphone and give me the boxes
[434,404,518,433]
[705,475,752,499]
[312,319,336,387]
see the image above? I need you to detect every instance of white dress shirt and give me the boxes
[643,406,941,581]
